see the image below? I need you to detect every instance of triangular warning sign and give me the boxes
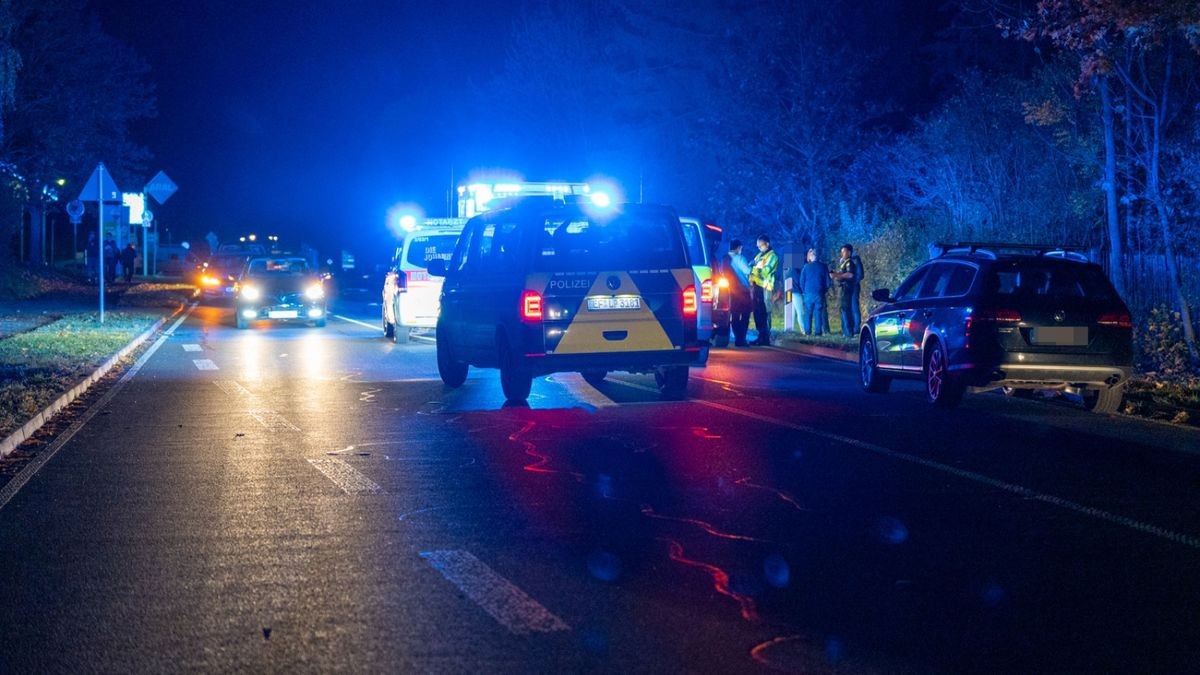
[78,164,123,203]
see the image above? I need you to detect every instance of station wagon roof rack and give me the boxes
[933,242,1091,263]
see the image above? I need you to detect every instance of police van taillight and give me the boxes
[682,286,697,317]
[522,290,543,321]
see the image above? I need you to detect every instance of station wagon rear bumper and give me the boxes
[954,361,1132,389]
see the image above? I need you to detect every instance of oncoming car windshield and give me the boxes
[245,258,311,277]
[535,210,686,271]
[406,235,458,267]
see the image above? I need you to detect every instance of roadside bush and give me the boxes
[1135,306,1200,385]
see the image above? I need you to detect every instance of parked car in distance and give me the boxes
[382,218,466,343]
[859,243,1133,412]
[235,256,327,329]
[429,198,709,402]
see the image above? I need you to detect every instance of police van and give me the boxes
[428,198,709,402]
[382,218,466,342]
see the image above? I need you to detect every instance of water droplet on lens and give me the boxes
[763,554,791,588]
[587,550,621,582]
[875,516,909,544]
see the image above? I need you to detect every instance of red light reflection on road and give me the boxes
[735,477,810,513]
[510,420,585,483]
[663,538,758,622]
[640,504,765,542]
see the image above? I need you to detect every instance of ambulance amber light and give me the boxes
[522,290,543,321]
[717,277,730,289]
[683,286,697,316]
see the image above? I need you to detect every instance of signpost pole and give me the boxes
[98,165,105,324]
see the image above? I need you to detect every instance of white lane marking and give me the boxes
[420,550,570,635]
[213,380,300,432]
[307,457,384,495]
[182,344,202,352]
[331,314,381,331]
[192,359,218,371]
[692,398,1200,551]
[0,305,196,512]
[546,372,618,408]
[249,409,301,432]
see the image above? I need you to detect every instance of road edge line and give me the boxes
[0,304,195,512]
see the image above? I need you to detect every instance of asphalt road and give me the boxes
[1,292,1198,673]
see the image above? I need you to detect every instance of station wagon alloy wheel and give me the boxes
[860,334,891,393]
[925,340,964,408]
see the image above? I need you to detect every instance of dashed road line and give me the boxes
[420,549,570,635]
[692,398,1200,551]
[192,359,218,370]
[249,409,301,432]
[182,344,202,352]
[307,457,384,495]
[331,314,380,331]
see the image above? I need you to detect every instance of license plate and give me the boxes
[1030,326,1088,346]
[587,296,641,311]
[268,310,299,319]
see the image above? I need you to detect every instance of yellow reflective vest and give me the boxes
[750,248,778,292]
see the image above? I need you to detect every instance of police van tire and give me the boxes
[396,327,410,344]
[656,366,688,399]
[498,336,533,402]
[436,324,468,388]
[860,334,891,393]
[383,320,395,339]
[581,370,607,386]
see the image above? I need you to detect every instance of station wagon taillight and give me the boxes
[972,308,1022,323]
[522,290,543,321]
[700,279,713,304]
[682,285,697,317]
[1097,311,1132,328]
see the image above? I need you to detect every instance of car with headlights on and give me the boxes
[858,243,1133,412]
[196,253,252,303]
[235,257,327,329]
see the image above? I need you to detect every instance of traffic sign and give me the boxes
[66,200,85,224]
[78,164,122,203]
[145,170,178,204]
[142,209,154,226]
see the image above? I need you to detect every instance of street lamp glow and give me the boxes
[248,234,257,242]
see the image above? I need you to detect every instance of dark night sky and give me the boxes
[93,1,953,262]
[95,0,506,258]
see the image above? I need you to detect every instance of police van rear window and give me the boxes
[406,235,458,268]
[535,212,686,271]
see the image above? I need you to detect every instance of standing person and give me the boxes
[721,239,752,347]
[119,243,137,283]
[102,235,118,285]
[797,248,829,335]
[85,232,99,284]
[749,234,778,346]
[830,243,864,337]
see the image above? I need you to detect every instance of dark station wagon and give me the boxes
[859,243,1133,412]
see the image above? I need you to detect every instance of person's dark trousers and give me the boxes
[731,295,751,345]
[751,285,771,344]
[802,298,822,335]
[840,285,861,336]
[123,266,133,283]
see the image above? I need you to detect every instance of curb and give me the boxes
[774,339,857,363]
[0,303,185,459]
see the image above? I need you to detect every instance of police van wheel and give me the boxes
[436,324,468,388]
[498,337,533,402]
[860,334,891,393]
[383,321,395,339]
[656,366,688,399]
[581,370,607,386]
[395,327,410,344]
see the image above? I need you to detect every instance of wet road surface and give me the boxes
[1,296,1198,673]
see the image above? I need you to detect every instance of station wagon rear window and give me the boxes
[986,263,1116,301]
[406,235,458,267]
[535,211,686,271]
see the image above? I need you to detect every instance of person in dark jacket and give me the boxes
[721,239,753,347]
[119,243,137,283]
[830,243,864,336]
[796,248,829,335]
[102,236,118,285]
